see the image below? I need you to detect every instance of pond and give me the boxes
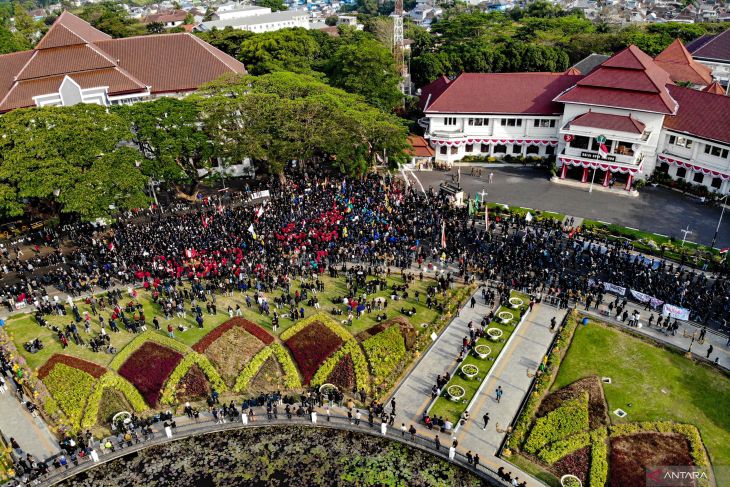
[57,426,484,487]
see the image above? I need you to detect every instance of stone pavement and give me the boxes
[0,380,60,461]
[454,304,564,487]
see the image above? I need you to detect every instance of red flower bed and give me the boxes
[193,318,274,352]
[118,342,183,407]
[38,354,106,380]
[176,365,211,402]
[553,446,590,485]
[609,433,694,487]
[285,321,343,384]
[327,354,355,391]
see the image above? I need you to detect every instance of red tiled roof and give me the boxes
[654,38,713,86]
[419,75,452,111]
[664,85,730,145]
[565,67,582,75]
[687,28,730,62]
[568,111,646,134]
[555,45,677,115]
[0,11,245,112]
[423,73,583,115]
[407,135,435,157]
[703,81,726,95]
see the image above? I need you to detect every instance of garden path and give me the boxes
[0,378,60,461]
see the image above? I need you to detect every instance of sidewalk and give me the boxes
[0,381,60,461]
[455,304,564,487]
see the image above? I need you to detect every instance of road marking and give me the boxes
[408,170,426,193]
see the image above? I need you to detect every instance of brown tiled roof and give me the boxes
[423,73,582,115]
[664,85,730,145]
[654,38,713,86]
[556,45,677,114]
[142,10,188,24]
[0,11,245,112]
[407,135,435,157]
[687,28,730,62]
[703,81,726,95]
[568,111,646,134]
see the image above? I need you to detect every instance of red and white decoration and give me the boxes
[558,156,643,175]
[430,138,558,147]
[658,154,730,181]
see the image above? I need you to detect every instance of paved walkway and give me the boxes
[455,304,564,487]
[0,380,60,461]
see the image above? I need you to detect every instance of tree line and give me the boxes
[0,73,408,220]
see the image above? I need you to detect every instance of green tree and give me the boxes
[114,98,212,190]
[238,28,322,75]
[194,27,255,60]
[325,15,338,26]
[12,4,40,45]
[325,36,402,111]
[0,25,30,54]
[78,2,142,38]
[0,105,147,218]
[254,0,287,12]
[146,21,165,34]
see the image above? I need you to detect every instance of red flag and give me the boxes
[720,248,729,255]
[441,222,446,249]
[598,143,609,159]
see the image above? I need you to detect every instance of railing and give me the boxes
[35,413,510,487]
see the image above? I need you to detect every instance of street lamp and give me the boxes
[588,167,597,193]
[710,194,728,250]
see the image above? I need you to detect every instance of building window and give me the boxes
[545,145,555,155]
[658,162,669,173]
[668,135,692,148]
[480,144,489,153]
[450,146,458,155]
[693,172,704,184]
[468,118,487,126]
[676,167,687,179]
[533,119,556,128]
[500,118,522,127]
[444,117,457,126]
[494,144,507,153]
[440,146,447,155]
[465,144,474,153]
[570,136,589,150]
[614,141,634,156]
[704,144,729,159]
[711,177,722,189]
[512,144,522,154]
[526,145,540,155]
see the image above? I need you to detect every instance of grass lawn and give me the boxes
[6,274,449,372]
[429,292,529,424]
[553,320,730,486]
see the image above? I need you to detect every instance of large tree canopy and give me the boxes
[0,105,147,219]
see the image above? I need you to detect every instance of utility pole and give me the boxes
[710,194,728,250]
[392,0,408,95]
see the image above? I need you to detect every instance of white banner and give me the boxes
[250,190,271,200]
[630,289,664,309]
[662,303,690,321]
[603,282,626,296]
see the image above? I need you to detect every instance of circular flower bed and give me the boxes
[498,311,513,324]
[487,328,503,341]
[447,385,465,402]
[461,364,479,380]
[561,474,582,487]
[474,345,491,359]
[509,297,524,309]
[319,383,338,395]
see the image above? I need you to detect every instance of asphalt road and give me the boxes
[406,166,730,248]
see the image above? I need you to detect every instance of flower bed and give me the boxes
[524,393,590,454]
[271,344,302,389]
[609,432,694,487]
[109,331,190,371]
[249,356,286,393]
[509,297,524,309]
[160,352,226,405]
[285,321,344,385]
[192,318,273,353]
[234,347,273,392]
[42,363,96,430]
[176,365,211,402]
[280,313,351,342]
[38,354,106,380]
[474,345,491,359]
[487,328,503,341]
[81,372,146,429]
[498,311,513,324]
[327,354,356,390]
[311,340,369,393]
[118,342,184,407]
[204,326,264,388]
[362,325,406,384]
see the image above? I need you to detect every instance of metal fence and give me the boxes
[33,413,511,487]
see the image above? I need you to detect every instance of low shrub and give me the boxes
[38,354,106,380]
[234,347,273,392]
[280,313,352,342]
[362,325,406,383]
[110,331,190,371]
[538,432,591,464]
[311,340,369,393]
[160,352,227,405]
[271,344,302,389]
[42,363,96,430]
[285,321,344,384]
[589,427,608,487]
[524,393,590,454]
[81,372,147,429]
[192,318,273,352]
[609,421,709,470]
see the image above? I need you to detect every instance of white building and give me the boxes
[419,45,730,194]
[197,9,309,33]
